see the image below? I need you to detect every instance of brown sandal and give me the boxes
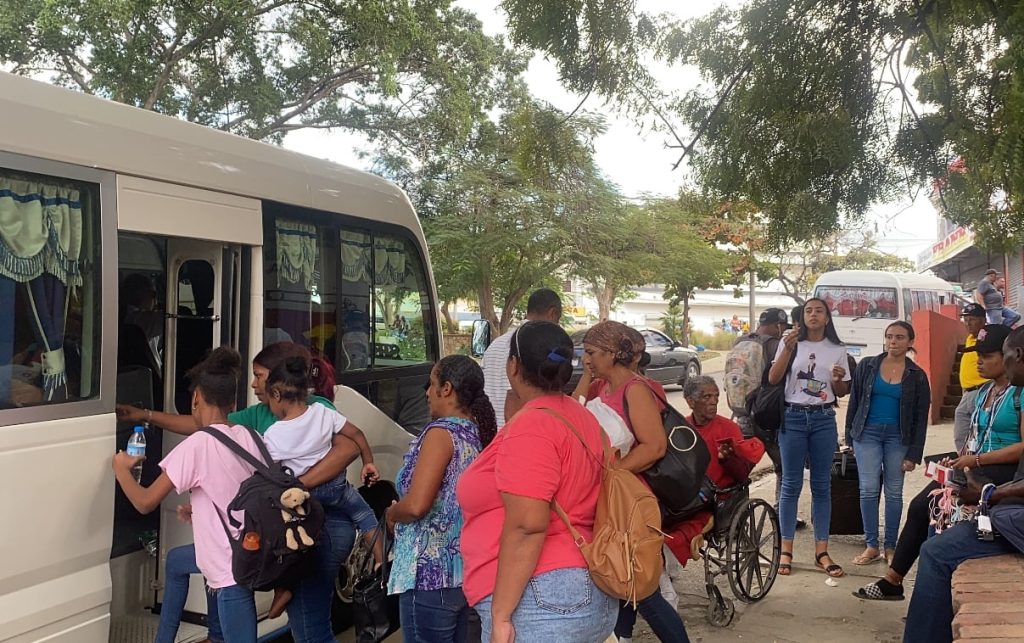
[815,551,844,578]
[779,551,793,576]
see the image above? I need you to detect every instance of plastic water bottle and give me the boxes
[127,426,146,483]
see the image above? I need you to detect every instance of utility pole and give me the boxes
[749,268,756,324]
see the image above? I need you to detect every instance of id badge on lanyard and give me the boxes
[967,437,979,454]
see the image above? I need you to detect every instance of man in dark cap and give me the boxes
[954,304,990,451]
[726,307,801,523]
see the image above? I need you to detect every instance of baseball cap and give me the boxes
[964,324,1011,353]
[759,308,789,326]
[962,303,986,318]
[986,268,999,276]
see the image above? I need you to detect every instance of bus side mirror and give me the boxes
[471,320,491,357]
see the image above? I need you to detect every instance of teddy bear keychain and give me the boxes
[280,487,315,550]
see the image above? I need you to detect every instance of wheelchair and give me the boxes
[697,479,781,626]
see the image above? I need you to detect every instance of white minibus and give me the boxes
[0,72,438,642]
[812,270,957,359]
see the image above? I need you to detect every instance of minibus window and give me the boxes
[0,168,101,411]
[814,285,898,319]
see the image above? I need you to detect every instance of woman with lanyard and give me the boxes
[768,298,851,578]
[855,324,1024,601]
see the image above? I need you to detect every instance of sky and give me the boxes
[283,0,940,261]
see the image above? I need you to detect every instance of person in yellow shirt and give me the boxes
[955,304,989,450]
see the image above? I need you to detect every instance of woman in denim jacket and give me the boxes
[845,321,930,566]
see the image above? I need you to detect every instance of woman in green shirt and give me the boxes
[117,341,365,487]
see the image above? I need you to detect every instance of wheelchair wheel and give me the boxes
[706,585,735,627]
[726,498,781,603]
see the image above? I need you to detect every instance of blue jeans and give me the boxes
[155,544,223,643]
[854,423,908,550]
[986,307,1021,326]
[779,407,838,542]
[399,588,470,642]
[475,568,617,642]
[903,522,1015,643]
[614,594,691,643]
[213,584,257,643]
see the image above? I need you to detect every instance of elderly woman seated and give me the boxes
[664,375,766,566]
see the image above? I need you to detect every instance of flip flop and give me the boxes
[852,579,904,601]
[852,550,884,565]
[815,551,844,578]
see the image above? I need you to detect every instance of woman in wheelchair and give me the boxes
[667,376,766,566]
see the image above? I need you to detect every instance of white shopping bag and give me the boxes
[582,396,635,455]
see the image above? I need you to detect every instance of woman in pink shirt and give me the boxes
[112,347,263,643]
[457,321,617,642]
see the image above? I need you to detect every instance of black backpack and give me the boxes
[199,427,325,591]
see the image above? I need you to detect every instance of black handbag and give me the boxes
[352,523,395,643]
[625,382,712,527]
[747,347,798,435]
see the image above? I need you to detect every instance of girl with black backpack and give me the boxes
[112,347,263,643]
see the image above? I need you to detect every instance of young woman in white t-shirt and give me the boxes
[262,356,382,639]
[768,298,851,579]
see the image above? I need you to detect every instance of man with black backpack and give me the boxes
[724,308,803,525]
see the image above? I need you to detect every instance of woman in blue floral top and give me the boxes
[386,355,498,642]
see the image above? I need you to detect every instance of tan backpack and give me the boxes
[540,408,665,605]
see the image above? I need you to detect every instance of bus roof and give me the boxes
[0,72,420,237]
[813,270,954,291]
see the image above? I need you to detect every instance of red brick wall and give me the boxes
[912,309,968,424]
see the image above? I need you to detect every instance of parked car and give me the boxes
[565,327,701,393]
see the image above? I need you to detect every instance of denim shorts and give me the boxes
[311,474,377,532]
[475,568,617,642]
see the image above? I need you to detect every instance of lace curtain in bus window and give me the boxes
[0,177,84,402]
[275,218,317,290]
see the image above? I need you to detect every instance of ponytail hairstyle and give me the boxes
[255,341,336,399]
[508,321,574,392]
[266,356,310,402]
[436,355,498,447]
[798,297,845,345]
[188,346,242,410]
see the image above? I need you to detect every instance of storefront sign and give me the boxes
[917,226,975,271]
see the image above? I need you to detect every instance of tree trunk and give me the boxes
[440,300,457,334]
[681,291,692,346]
[595,282,617,322]
[498,286,530,334]
[478,274,499,337]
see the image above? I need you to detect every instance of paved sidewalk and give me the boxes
[633,407,958,642]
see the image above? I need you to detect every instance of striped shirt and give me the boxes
[481,328,515,425]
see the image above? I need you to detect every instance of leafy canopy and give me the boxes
[0,0,516,146]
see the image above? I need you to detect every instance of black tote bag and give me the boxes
[625,382,712,527]
[352,523,396,643]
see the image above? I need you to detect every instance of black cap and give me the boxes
[986,268,999,276]
[964,324,1011,353]
[962,303,986,318]
[759,308,789,326]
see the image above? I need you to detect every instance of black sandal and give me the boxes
[815,551,844,578]
[779,551,793,576]
[852,578,904,601]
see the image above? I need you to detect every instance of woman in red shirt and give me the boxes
[456,321,617,643]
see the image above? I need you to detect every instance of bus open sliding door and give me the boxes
[156,239,228,629]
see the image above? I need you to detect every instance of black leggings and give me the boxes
[889,463,1019,577]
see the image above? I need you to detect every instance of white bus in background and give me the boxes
[0,72,439,642]
[812,270,957,360]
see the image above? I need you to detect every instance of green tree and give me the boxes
[424,99,609,334]
[502,1,1024,249]
[572,199,660,322]
[659,302,684,342]
[766,232,916,304]
[0,0,515,146]
[646,199,737,345]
